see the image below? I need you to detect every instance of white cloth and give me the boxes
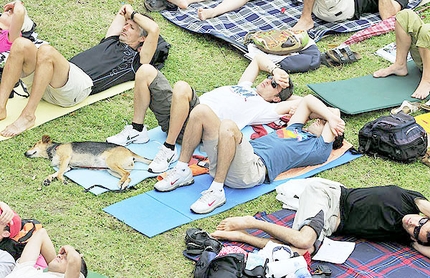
[199,81,281,130]
[5,260,84,278]
[0,250,15,278]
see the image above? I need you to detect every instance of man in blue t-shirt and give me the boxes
[155,94,345,214]
[0,4,160,138]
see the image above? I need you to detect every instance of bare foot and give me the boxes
[373,64,408,78]
[216,216,255,231]
[292,18,314,31]
[198,8,216,20]
[168,0,189,9]
[211,230,249,242]
[1,115,35,137]
[412,80,430,99]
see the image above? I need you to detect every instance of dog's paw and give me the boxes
[42,179,52,186]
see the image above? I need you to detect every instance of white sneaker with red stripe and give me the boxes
[190,188,226,214]
[154,167,194,192]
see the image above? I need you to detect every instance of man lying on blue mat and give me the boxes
[154,94,345,214]
[0,4,160,137]
[374,9,430,102]
[211,178,430,259]
[293,0,405,31]
[107,53,300,173]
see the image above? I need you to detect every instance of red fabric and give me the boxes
[344,16,395,45]
[250,125,268,140]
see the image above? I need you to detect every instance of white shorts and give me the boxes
[21,62,93,107]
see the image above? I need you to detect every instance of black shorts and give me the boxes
[354,0,408,19]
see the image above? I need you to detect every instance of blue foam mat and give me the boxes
[103,150,361,237]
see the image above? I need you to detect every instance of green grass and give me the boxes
[1,1,430,277]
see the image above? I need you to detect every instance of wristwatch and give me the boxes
[131,11,137,20]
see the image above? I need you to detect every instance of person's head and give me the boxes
[256,75,294,103]
[48,249,88,278]
[119,13,153,50]
[402,214,430,246]
[0,209,21,240]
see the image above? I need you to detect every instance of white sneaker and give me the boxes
[148,145,178,173]
[154,167,194,192]
[190,189,226,214]
[106,125,149,146]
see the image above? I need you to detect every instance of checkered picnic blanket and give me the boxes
[224,210,430,277]
[160,0,421,53]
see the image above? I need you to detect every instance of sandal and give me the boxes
[325,45,361,65]
[420,102,430,112]
[391,100,420,115]
[320,53,342,68]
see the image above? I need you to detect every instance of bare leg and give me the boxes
[378,0,401,20]
[198,0,249,20]
[0,38,37,121]
[212,120,243,183]
[1,44,70,137]
[414,47,430,100]
[211,216,316,251]
[165,81,193,145]
[131,64,157,125]
[177,104,220,164]
[291,0,316,31]
[167,0,205,9]
[373,20,410,79]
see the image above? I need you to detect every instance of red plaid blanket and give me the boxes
[224,210,430,277]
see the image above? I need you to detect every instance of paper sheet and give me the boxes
[312,237,355,264]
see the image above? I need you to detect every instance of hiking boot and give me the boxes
[144,0,167,12]
[154,167,194,192]
[190,189,226,214]
[106,125,149,146]
[148,145,178,173]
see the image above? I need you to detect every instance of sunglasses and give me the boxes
[267,75,278,89]
[413,218,429,242]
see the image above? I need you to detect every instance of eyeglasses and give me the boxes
[413,218,429,241]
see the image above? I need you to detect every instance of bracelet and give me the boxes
[131,11,137,20]
[271,65,280,75]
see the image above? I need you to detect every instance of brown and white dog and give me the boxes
[25,135,151,189]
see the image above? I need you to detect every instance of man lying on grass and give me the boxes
[154,94,345,214]
[0,4,160,137]
[211,178,430,259]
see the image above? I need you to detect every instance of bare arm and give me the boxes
[105,5,129,38]
[416,198,430,217]
[130,13,160,64]
[62,245,82,278]
[0,202,14,225]
[411,242,430,258]
[5,0,25,43]
[239,53,290,89]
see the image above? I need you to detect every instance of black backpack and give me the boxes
[194,251,246,278]
[358,112,427,162]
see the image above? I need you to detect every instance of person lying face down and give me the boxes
[211,178,430,259]
[154,94,345,214]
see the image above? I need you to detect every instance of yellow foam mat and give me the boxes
[0,81,134,141]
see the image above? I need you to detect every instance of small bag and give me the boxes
[194,251,246,278]
[358,112,427,162]
[244,29,309,56]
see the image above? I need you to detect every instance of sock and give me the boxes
[131,122,144,132]
[164,142,175,151]
[175,161,188,171]
[209,181,224,192]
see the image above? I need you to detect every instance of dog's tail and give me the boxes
[133,154,152,165]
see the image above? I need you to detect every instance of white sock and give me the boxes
[175,161,189,171]
[209,181,224,192]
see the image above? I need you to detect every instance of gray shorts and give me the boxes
[203,137,266,188]
[292,179,343,241]
[148,71,200,144]
[21,62,93,107]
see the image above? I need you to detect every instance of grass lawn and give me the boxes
[1,1,430,277]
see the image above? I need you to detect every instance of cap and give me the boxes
[279,78,294,101]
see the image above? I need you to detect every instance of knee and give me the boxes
[36,45,58,63]
[219,120,240,138]
[190,104,211,118]
[135,64,157,84]
[172,81,192,100]
[9,37,34,54]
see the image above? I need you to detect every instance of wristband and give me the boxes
[131,11,137,20]
[271,65,280,75]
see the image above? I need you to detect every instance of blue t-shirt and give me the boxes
[251,123,333,182]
